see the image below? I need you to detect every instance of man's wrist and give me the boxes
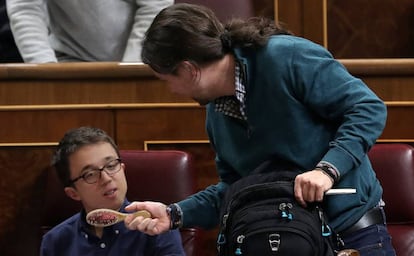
[166,203,183,229]
[316,162,340,183]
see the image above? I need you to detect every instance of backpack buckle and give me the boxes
[269,233,281,252]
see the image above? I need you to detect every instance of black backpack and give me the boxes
[217,160,335,256]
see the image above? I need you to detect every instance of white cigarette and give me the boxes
[325,188,356,195]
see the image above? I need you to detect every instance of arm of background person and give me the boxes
[7,0,57,63]
[122,0,173,62]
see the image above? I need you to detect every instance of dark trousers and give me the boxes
[335,207,396,256]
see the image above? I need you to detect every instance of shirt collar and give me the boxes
[214,61,247,120]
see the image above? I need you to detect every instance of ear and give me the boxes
[180,60,199,79]
[64,186,81,201]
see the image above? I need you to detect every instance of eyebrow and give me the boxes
[78,156,117,174]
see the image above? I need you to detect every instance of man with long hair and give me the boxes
[125,4,395,255]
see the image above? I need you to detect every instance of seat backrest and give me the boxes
[368,143,414,256]
[121,150,196,203]
[41,167,82,234]
[174,0,255,22]
[41,150,200,256]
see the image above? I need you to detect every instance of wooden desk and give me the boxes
[1,60,414,256]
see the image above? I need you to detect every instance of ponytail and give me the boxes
[142,3,292,74]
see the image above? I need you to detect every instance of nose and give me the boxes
[99,170,113,183]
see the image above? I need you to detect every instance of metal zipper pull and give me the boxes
[269,233,281,252]
[234,235,245,255]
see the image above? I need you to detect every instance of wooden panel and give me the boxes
[0,62,192,105]
[0,147,54,256]
[340,59,414,101]
[275,0,304,34]
[341,59,414,76]
[0,79,191,105]
[276,0,414,59]
[381,104,414,141]
[2,60,413,105]
[276,0,327,46]
[327,0,414,58]
[0,62,151,79]
[115,107,208,149]
[253,0,275,18]
[0,109,114,143]
[363,77,414,101]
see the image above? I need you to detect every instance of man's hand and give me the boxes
[294,169,334,207]
[124,201,170,235]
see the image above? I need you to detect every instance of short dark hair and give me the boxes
[51,127,119,187]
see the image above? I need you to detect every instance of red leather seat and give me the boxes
[41,150,201,256]
[368,143,414,256]
[121,150,200,256]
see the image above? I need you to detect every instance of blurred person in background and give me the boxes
[6,0,172,63]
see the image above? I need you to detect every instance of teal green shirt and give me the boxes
[178,35,386,233]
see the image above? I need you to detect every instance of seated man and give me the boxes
[40,126,185,255]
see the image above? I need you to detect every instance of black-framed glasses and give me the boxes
[70,158,122,184]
